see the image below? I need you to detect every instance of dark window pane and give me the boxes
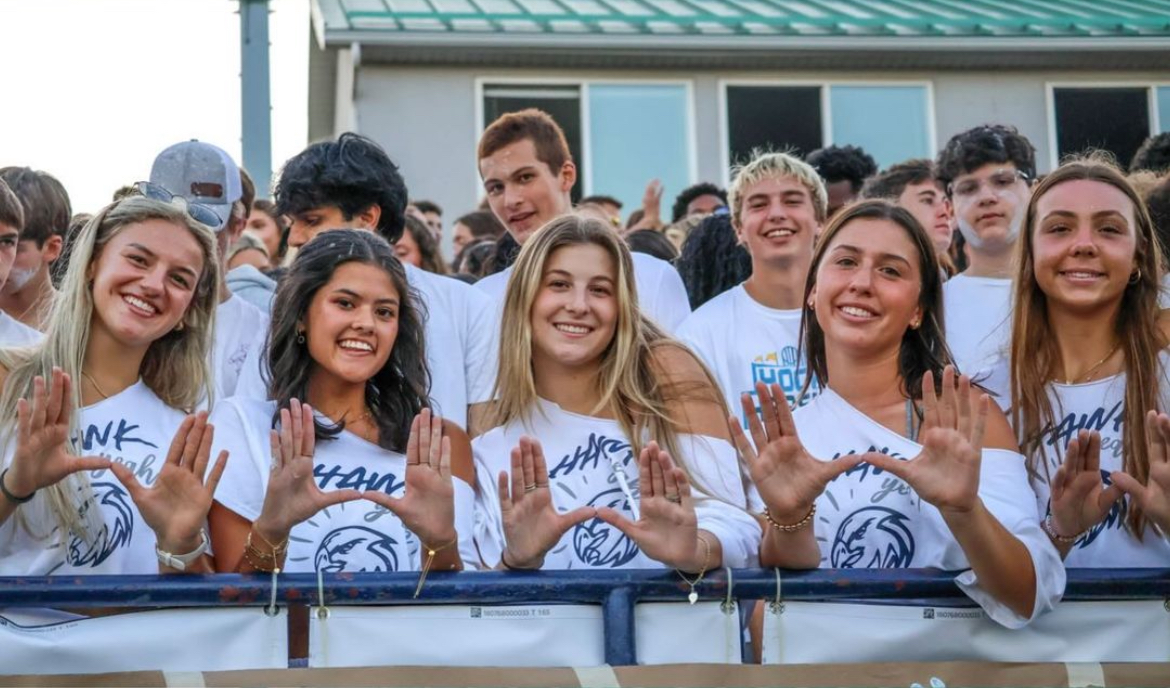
[483,85,584,203]
[1054,87,1150,169]
[726,86,823,168]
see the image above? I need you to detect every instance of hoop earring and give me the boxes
[174,321,185,332]
[297,332,306,344]
[1129,269,1142,285]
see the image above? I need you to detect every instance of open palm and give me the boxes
[1111,411,1170,534]
[1049,429,1123,539]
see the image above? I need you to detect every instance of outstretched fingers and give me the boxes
[740,392,767,453]
[203,450,230,497]
[858,451,909,482]
[970,394,989,451]
[770,383,799,437]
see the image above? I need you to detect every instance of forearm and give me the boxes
[0,467,37,527]
[234,517,290,573]
[759,519,821,569]
[676,529,724,574]
[943,499,1037,619]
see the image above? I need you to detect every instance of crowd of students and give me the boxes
[1,110,1169,637]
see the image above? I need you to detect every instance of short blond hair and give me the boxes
[728,151,828,229]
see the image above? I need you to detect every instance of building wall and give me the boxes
[343,64,1167,252]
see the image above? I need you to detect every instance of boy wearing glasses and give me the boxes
[936,124,1036,375]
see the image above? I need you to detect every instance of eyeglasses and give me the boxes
[133,181,224,230]
[948,169,1030,199]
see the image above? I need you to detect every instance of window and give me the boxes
[1158,87,1170,134]
[480,81,695,214]
[1052,87,1151,169]
[723,82,932,176]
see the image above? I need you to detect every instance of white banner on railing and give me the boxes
[636,602,742,665]
[309,604,605,668]
[762,600,1170,663]
[0,607,288,675]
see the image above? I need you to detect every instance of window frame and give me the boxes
[1044,81,1169,170]
[717,78,937,186]
[474,76,699,201]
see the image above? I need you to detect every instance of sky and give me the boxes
[0,0,309,214]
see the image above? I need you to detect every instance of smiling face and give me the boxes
[897,180,953,253]
[1031,179,1139,316]
[303,261,400,387]
[735,175,819,267]
[950,162,1030,253]
[480,138,575,245]
[530,243,618,375]
[88,219,205,350]
[812,218,923,357]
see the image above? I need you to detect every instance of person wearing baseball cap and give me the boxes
[148,140,268,402]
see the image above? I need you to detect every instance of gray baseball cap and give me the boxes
[149,140,242,231]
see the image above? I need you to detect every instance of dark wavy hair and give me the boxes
[273,133,409,244]
[266,229,430,452]
[936,124,1037,193]
[798,200,953,403]
[1131,132,1170,175]
[805,145,878,194]
[675,212,751,309]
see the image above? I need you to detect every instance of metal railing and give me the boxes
[2,568,1167,665]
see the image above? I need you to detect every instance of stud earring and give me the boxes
[174,321,185,332]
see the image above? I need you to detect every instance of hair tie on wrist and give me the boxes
[0,469,35,504]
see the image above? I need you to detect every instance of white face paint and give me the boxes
[2,264,37,292]
[955,196,1025,251]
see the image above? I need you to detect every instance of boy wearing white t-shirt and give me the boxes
[476,109,690,332]
[936,125,1036,375]
[0,180,43,348]
[678,152,826,425]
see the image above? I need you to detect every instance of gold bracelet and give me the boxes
[676,532,712,605]
[243,543,282,573]
[1042,514,1086,545]
[413,534,459,599]
[249,528,289,557]
[764,504,816,532]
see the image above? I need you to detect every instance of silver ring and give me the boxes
[524,484,537,493]
[665,494,681,504]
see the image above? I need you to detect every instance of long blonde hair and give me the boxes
[0,196,219,540]
[488,215,720,468]
[1009,155,1166,538]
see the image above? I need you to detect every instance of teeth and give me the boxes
[764,229,795,238]
[1065,271,1099,279]
[123,295,157,314]
[555,324,590,334]
[841,306,875,318]
[339,340,373,352]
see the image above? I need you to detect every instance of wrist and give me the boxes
[500,548,544,570]
[158,532,204,555]
[2,466,37,498]
[678,531,715,574]
[939,497,984,527]
[251,515,291,546]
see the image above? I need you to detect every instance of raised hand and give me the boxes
[1048,429,1123,541]
[110,411,228,554]
[363,409,456,546]
[730,381,859,523]
[596,442,707,571]
[252,398,362,541]
[498,435,595,569]
[1110,411,1170,534]
[861,366,987,515]
[4,369,111,498]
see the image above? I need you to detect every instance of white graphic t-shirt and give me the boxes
[234,265,494,431]
[943,274,1013,376]
[472,398,761,570]
[982,354,1170,568]
[210,398,478,572]
[0,311,42,349]
[475,252,691,333]
[791,387,1065,628]
[0,381,187,575]
[212,294,269,402]
[678,284,818,428]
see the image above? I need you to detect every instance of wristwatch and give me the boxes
[156,529,210,571]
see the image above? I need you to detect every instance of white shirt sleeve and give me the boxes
[461,284,499,406]
[651,262,692,333]
[208,399,271,522]
[954,449,1066,629]
[679,434,761,569]
[233,329,271,401]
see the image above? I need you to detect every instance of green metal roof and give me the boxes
[315,0,1170,39]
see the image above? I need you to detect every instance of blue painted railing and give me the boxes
[1,568,1167,665]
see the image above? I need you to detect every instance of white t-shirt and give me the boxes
[234,265,494,430]
[982,354,1170,568]
[0,381,187,575]
[0,311,42,348]
[210,397,478,572]
[678,284,819,428]
[472,398,760,570]
[475,252,691,333]
[943,274,1013,376]
[212,294,268,402]
[791,387,1065,628]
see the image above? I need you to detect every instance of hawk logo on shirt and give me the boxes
[830,506,915,568]
[315,526,399,572]
[67,482,134,567]
[572,488,640,568]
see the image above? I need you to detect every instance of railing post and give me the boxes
[602,586,637,666]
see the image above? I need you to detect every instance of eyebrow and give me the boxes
[830,244,913,267]
[545,268,615,283]
[333,287,399,305]
[127,243,199,279]
[1042,209,1130,222]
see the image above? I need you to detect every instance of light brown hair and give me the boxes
[477,109,572,174]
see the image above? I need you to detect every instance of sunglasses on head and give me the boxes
[133,181,224,230]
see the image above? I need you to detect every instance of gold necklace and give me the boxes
[1062,343,1122,385]
[81,371,111,400]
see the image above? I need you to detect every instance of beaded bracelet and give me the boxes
[1042,513,1086,545]
[764,504,816,533]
